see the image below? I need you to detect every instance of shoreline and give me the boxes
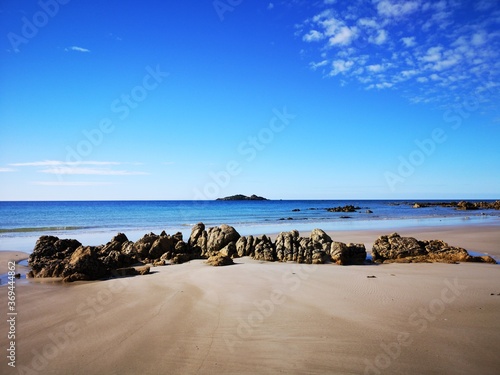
[0,222,499,374]
[1,214,499,253]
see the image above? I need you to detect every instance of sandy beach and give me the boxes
[1,224,499,375]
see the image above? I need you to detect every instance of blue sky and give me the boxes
[0,0,499,200]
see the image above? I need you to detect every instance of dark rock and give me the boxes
[330,242,367,265]
[292,209,301,212]
[188,223,207,257]
[326,205,360,213]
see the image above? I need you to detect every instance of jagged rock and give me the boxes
[330,242,366,265]
[275,230,300,262]
[253,235,276,262]
[62,246,108,281]
[134,232,160,259]
[372,233,426,262]
[236,235,255,257]
[275,230,330,264]
[206,253,234,266]
[28,236,82,278]
[205,224,240,257]
[310,229,332,252]
[188,223,207,256]
[372,233,496,264]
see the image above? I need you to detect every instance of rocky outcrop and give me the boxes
[253,235,276,262]
[410,200,500,210]
[206,224,241,257]
[372,233,497,264]
[326,205,360,213]
[28,233,151,282]
[216,194,268,201]
[29,225,496,282]
[188,223,240,258]
[330,242,367,265]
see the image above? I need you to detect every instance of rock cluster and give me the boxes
[372,233,497,264]
[411,200,500,210]
[28,233,145,282]
[236,228,366,265]
[28,225,497,283]
[326,205,361,213]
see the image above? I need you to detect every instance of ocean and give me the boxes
[1,200,499,252]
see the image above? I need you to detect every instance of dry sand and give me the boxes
[0,224,499,375]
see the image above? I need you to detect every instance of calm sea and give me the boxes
[1,200,498,252]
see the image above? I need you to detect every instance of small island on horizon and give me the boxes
[216,194,268,201]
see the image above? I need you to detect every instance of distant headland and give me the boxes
[216,194,268,201]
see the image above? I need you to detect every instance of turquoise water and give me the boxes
[1,200,498,251]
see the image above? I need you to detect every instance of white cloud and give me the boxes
[367,64,384,72]
[370,29,388,45]
[421,46,443,63]
[367,82,394,90]
[330,59,354,76]
[401,36,416,47]
[39,167,148,176]
[310,60,329,70]
[471,31,488,46]
[303,30,324,42]
[328,26,357,46]
[300,0,500,106]
[65,46,90,53]
[376,0,420,18]
[32,181,113,186]
[0,167,15,172]
[358,18,379,28]
[10,160,120,167]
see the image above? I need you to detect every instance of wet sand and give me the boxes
[0,224,499,374]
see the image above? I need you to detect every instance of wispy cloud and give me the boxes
[11,160,148,176]
[0,167,15,172]
[40,167,148,176]
[10,160,120,167]
[32,181,114,186]
[65,46,91,53]
[298,0,500,105]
